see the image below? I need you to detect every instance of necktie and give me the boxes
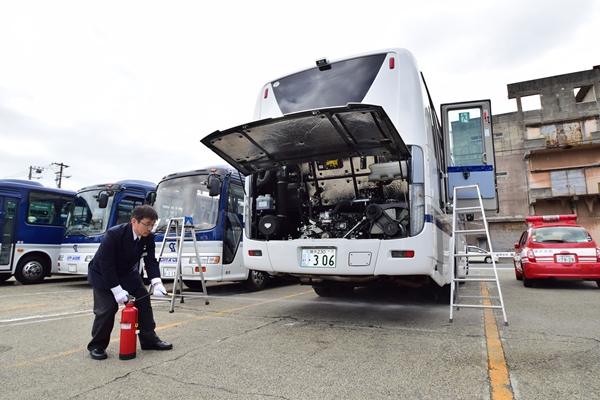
[134,238,139,254]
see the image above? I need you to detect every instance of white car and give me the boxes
[467,246,498,263]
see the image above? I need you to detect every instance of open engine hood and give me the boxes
[200,104,411,176]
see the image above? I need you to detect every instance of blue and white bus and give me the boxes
[57,180,155,276]
[201,48,498,297]
[147,166,269,291]
[0,179,75,284]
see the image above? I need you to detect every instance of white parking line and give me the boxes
[0,310,93,327]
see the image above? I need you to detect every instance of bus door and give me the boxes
[0,196,18,270]
[222,183,245,270]
[441,100,498,212]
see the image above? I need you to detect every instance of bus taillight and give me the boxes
[263,88,269,99]
[391,250,414,258]
[248,250,262,257]
[389,57,395,69]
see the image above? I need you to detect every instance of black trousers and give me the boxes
[87,283,160,351]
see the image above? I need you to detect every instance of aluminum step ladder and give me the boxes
[154,216,209,312]
[449,185,508,326]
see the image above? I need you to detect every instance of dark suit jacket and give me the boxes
[87,223,160,292]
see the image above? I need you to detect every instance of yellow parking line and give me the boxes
[482,283,513,400]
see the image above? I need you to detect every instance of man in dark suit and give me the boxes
[87,205,172,360]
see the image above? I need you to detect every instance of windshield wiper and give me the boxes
[64,228,89,237]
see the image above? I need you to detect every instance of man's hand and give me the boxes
[110,285,129,303]
[151,278,167,297]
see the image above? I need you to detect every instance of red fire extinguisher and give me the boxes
[119,296,138,360]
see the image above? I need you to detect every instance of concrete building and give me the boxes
[488,66,600,252]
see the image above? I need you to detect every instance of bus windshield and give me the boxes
[154,174,219,231]
[64,190,113,235]
[272,54,386,114]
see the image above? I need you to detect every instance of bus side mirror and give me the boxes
[514,243,519,249]
[146,191,156,205]
[208,178,221,197]
[98,193,109,209]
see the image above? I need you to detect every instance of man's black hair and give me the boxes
[132,205,158,221]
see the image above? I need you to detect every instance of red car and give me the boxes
[513,215,600,288]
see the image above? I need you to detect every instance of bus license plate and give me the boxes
[556,254,575,263]
[162,267,176,277]
[68,264,77,272]
[301,248,336,268]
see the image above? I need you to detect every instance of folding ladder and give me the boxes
[449,185,508,326]
[154,216,209,313]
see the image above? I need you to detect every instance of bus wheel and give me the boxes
[243,270,268,292]
[313,285,333,297]
[0,273,11,282]
[15,255,46,284]
[183,280,204,289]
[313,284,354,297]
[433,283,452,304]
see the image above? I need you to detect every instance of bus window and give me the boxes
[28,191,74,225]
[447,108,484,167]
[116,197,144,225]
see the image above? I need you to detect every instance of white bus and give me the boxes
[201,48,498,298]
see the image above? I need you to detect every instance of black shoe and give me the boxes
[141,340,173,350]
[90,349,108,360]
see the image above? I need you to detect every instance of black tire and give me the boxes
[433,283,452,304]
[596,280,600,289]
[313,284,354,297]
[243,270,268,292]
[0,273,11,282]
[522,267,534,288]
[332,285,355,297]
[515,268,523,281]
[15,255,46,284]
[484,256,492,264]
[313,285,333,297]
[183,280,205,289]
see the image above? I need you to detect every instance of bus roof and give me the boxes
[0,179,76,194]
[158,166,243,183]
[76,180,156,193]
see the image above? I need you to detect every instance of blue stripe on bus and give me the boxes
[448,165,493,172]
[425,214,453,236]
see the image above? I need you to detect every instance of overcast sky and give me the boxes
[1,0,597,191]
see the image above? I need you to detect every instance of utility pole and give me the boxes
[52,162,70,188]
[28,166,44,180]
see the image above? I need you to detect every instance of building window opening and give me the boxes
[573,85,595,103]
[521,94,541,111]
